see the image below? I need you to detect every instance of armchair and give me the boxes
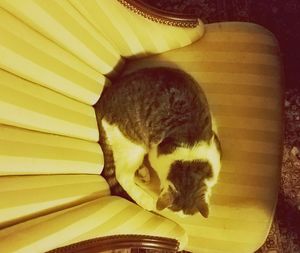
[0,0,283,252]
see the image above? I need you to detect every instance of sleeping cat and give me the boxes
[94,67,222,218]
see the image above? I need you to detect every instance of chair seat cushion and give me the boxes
[123,21,283,253]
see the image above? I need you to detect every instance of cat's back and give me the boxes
[99,68,183,111]
[96,67,211,145]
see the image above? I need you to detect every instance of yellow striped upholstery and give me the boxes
[0,7,109,105]
[0,196,187,252]
[70,0,204,57]
[123,22,283,253]
[0,0,122,75]
[0,125,103,175]
[0,70,99,141]
[0,175,110,229]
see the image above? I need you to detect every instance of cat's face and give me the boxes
[148,134,221,217]
[156,161,212,217]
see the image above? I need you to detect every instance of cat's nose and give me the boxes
[183,207,198,215]
[169,205,181,212]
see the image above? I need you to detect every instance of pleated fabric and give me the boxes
[0,0,122,74]
[123,22,283,253]
[0,196,187,253]
[0,70,99,141]
[69,0,204,57]
[0,7,109,105]
[0,175,110,229]
[0,124,103,175]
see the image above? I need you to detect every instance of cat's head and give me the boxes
[156,160,212,217]
[149,133,222,217]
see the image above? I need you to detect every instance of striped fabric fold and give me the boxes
[0,70,99,141]
[123,22,283,253]
[0,7,109,105]
[0,0,122,77]
[0,175,110,229]
[0,124,103,175]
[69,0,204,57]
[0,196,187,252]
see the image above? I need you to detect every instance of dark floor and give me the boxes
[142,0,300,90]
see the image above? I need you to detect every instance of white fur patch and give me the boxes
[102,119,147,179]
[102,119,157,211]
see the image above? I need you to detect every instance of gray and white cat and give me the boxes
[95,67,222,218]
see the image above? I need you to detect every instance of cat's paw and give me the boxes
[136,166,151,184]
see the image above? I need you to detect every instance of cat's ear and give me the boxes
[213,131,222,158]
[197,201,209,218]
[157,137,176,156]
[156,190,174,211]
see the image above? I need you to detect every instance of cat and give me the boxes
[94,67,222,218]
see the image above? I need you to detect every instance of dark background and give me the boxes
[142,0,300,90]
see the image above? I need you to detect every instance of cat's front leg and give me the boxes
[118,174,156,211]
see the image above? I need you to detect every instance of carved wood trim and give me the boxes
[118,0,199,27]
[47,234,179,252]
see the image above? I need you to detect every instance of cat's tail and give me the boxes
[97,118,134,202]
